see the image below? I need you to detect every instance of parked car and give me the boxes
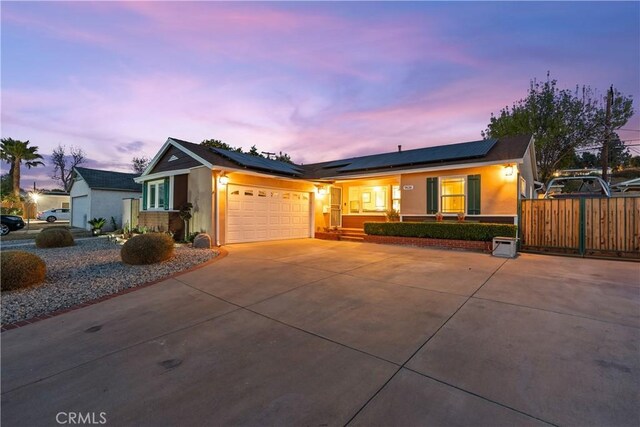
[37,208,71,222]
[1,214,26,236]
[543,176,611,199]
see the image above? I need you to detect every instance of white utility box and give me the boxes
[492,237,518,258]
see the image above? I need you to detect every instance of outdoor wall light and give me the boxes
[316,185,327,196]
[504,165,514,177]
[218,174,229,185]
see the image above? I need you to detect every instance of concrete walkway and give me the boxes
[2,239,639,426]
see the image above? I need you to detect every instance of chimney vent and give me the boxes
[398,145,402,152]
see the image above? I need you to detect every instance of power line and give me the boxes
[619,128,640,132]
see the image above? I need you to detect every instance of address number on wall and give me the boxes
[403,185,414,190]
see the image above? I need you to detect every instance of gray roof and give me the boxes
[74,167,142,192]
[167,135,533,180]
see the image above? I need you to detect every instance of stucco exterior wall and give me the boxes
[518,145,537,199]
[400,164,518,216]
[187,167,214,237]
[90,189,142,231]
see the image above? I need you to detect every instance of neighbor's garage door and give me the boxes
[71,196,89,228]
[227,185,311,243]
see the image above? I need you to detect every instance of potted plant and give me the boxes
[88,217,106,235]
[385,208,400,222]
[435,212,444,222]
[457,212,465,222]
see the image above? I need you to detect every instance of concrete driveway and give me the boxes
[2,239,639,426]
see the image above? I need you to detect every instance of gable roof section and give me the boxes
[168,138,304,177]
[74,167,142,192]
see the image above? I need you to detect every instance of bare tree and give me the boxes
[51,145,86,191]
[131,156,151,174]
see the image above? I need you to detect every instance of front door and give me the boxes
[330,187,342,228]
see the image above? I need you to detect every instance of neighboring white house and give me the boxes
[70,167,142,231]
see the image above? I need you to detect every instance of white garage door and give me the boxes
[227,185,311,243]
[71,196,89,229]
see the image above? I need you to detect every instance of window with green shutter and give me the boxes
[142,182,147,211]
[426,177,438,214]
[467,174,481,215]
[164,177,170,210]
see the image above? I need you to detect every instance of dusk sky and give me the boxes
[2,1,639,189]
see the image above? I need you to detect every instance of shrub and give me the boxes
[35,228,75,248]
[121,233,175,265]
[364,221,517,241]
[0,207,23,216]
[1,251,46,291]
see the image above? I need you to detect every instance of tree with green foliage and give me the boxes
[598,135,631,170]
[482,74,634,182]
[274,151,293,164]
[0,138,44,197]
[200,138,242,152]
[247,145,261,157]
[628,156,640,168]
[201,138,295,163]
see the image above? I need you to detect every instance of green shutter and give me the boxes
[467,174,481,215]
[426,177,438,214]
[142,182,147,211]
[164,177,170,210]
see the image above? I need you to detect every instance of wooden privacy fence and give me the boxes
[520,197,640,259]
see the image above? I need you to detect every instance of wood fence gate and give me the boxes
[519,197,640,259]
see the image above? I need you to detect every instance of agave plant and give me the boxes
[88,217,106,233]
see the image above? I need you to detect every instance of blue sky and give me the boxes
[2,1,639,189]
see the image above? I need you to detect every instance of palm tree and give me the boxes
[0,138,45,198]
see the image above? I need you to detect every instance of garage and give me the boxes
[71,196,89,229]
[226,185,311,243]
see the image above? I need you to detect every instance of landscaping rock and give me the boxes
[1,239,218,325]
[193,233,212,249]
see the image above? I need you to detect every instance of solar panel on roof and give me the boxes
[210,148,303,175]
[336,139,497,172]
[322,159,354,169]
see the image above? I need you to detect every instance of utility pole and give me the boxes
[601,86,613,182]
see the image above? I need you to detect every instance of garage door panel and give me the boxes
[227,185,310,244]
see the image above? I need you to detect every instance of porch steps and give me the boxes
[340,228,365,242]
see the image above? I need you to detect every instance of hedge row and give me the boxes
[363,221,517,241]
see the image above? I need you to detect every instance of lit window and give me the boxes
[440,178,465,213]
[348,185,389,213]
[392,185,401,211]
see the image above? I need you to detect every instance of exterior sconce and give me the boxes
[504,165,514,177]
[219,174,229,185]
[316,185,327,196]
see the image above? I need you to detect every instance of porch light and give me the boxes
[316,185,327,196]
[503,165,514,177]
[219,174,229,185]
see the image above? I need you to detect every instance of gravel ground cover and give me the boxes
[1,238,218,325]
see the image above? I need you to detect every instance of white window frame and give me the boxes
[347,185,390,214]
[439,175,467,215]
[146,179,172,211]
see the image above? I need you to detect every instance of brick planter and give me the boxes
[314,232,341,241]
[364,234,492,252]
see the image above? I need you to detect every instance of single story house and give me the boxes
[70,167,142,231]
[135,135,537,245]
